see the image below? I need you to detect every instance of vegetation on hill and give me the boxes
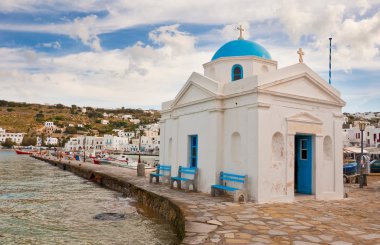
[0,100,160,137]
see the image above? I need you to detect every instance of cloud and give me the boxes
[276,1,380,71]
[1,0,378,70]
[0,1,380,111]
[67,15,102,51]
[0,25,211,108]
[218,21,251,41]
[148,24,196,56]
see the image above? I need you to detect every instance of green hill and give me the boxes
[0,100,160,136]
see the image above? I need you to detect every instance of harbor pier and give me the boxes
[31,155,380,244]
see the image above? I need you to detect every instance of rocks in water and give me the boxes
[94,213,127,221]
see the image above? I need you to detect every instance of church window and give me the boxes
[231,64,243,81]
[189,135,198,167]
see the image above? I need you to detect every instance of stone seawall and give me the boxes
[31,155,186,240]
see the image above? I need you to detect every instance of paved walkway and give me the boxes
[41,157,380,245]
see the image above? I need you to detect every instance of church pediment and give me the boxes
[286,112,323,125]
[259,72,345,106]
[174,83,215,106]
[171,73,220,108]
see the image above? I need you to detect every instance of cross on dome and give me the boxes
[237,25,245,40]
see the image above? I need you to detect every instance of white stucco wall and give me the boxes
[203,56,277,84]
[160,58,345,203]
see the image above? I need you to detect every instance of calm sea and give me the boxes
[0,150,179,245]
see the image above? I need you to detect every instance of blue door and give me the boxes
[190,135,198,167]
[295,135,313,194]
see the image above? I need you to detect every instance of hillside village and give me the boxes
[0,100,160,153]
[343,112,380,148]
[1,100,380,155]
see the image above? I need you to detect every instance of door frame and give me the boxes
[294,134,314,194]
[189,135,198,168]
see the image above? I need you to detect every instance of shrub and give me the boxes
[1,138,15,148]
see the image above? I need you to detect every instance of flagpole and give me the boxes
[329,37,332,85]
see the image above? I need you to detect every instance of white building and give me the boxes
[0,128,24,145]
[117,131,135,138]
[344,124,380,148]
[45,137,59,146]
[64,136,105,151]
[121,114,133,120]
[44,121,57,134]
[104,135,129,151]
[101,119,109,125]
[160,36,345,203]
[44,121,55,128]
[130,119,140,125]
[140,136,159,152]
[126,144,139,152]
[81,107,87,113]
[64,138,79,151]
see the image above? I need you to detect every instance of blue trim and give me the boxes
[295,135,313,194]
[231,64,243,81]
[189,135,198,168]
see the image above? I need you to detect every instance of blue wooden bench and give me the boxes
[149,164,171,183]
[211,171,248,202]
[170,166,198,192]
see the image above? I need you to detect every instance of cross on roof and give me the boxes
[237,25,244,40]
[297,48,304,63]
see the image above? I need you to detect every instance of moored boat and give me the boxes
[15,149,34,155]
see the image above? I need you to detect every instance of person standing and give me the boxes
[363,155,370,186]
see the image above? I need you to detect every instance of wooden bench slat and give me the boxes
[211,184,239,191]
[180,170,196,175]
[221,177,245,183]
[150,173,165,177]
[171,176,191,181]
[221,172,245,179]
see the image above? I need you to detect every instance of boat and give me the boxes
[92,158,112,165]
[15,149,34,155]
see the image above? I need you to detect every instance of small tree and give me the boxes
[21,136,37,146]
[40,133,47,147]
[35,111,44,122]
[1,138,15,148]
[56,103,65,109]
[65,126,77,134]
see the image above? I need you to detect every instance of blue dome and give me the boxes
[211,39,271,61]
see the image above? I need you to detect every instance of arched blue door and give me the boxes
[295,135,313,194]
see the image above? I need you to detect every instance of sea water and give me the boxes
[0,150,179,245]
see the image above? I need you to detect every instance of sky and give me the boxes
[0,0,379,112]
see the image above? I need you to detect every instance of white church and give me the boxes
[159,30,346,203]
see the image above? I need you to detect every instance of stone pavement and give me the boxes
[40,157,380,245]
[181,175,380,245]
